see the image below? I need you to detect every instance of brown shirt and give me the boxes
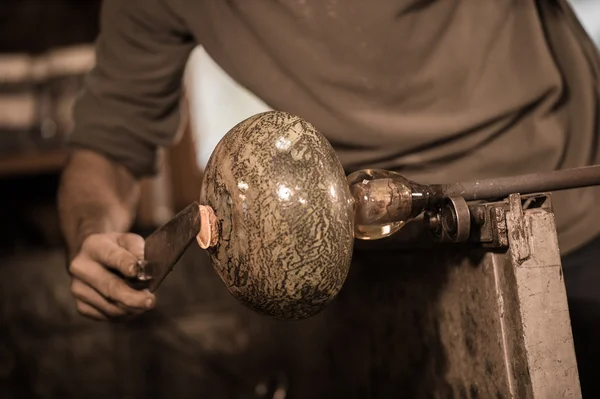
[69,0,600,255]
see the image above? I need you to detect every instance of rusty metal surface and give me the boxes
[0,196,580,398]
[505,201,581,397]
[506,193,531,263]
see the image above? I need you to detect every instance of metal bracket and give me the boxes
[427,192,553,249]
[355,192,553,251]
[506,193,532,263]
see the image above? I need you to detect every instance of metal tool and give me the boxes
[141,202,202,292]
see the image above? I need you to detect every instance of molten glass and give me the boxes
[200,111,355,320]
[347,169,443,240]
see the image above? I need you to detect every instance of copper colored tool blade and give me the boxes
[142,202,201,292]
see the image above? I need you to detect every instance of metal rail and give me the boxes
[442,165,600,201]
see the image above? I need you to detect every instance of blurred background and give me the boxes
[0,0,598,398]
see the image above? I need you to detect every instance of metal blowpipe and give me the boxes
[347,165,600,240]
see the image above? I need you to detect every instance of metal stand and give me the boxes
[435,193,581,398]
[321,192,582,398]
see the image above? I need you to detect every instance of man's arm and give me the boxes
[58,0,196,320]
[58,149,140,261]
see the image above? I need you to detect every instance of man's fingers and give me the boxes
[82,234,140,277]
[70,232,155,320]
[75,300,108,321]
[117,233,145,260]
[101,276,155,310]
[71,279,129,318]
[70,256,155,310]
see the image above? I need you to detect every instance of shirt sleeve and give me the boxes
[68,0,196,177]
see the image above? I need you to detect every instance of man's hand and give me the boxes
[68,232,156,321]
[58,149,147,321]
